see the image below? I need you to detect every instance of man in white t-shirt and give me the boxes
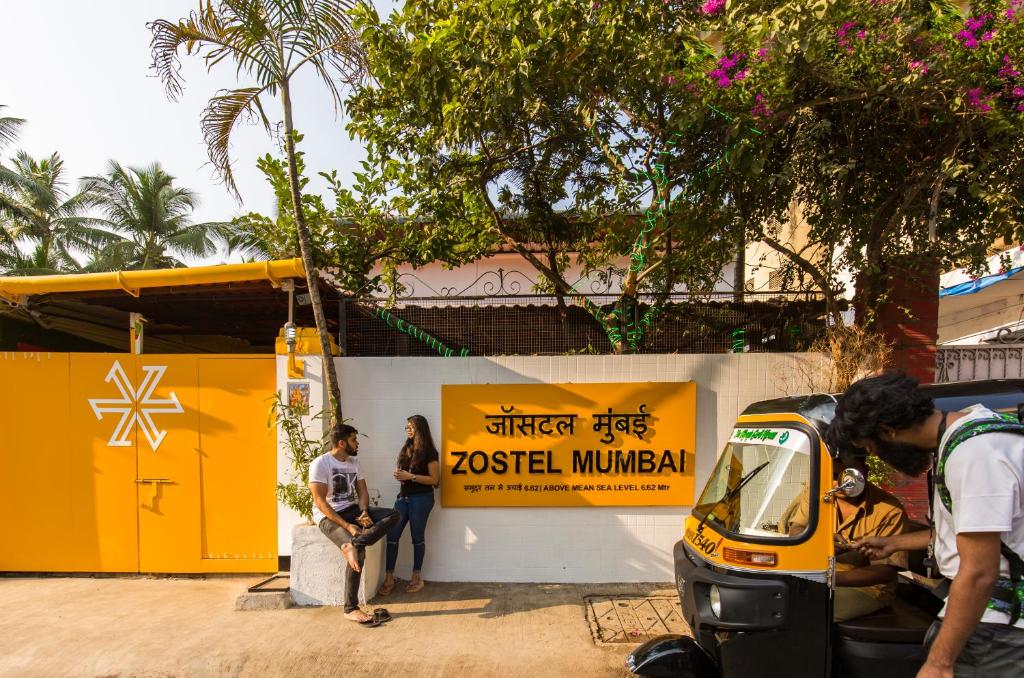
[827,371,1024,678]
[309,423,399,625]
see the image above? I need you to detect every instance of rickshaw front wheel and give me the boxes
[625,634,719,678]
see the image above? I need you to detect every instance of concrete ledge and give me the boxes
[235,591,292,611]
[288,523,383,607]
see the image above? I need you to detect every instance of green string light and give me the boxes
[585,104,766,352]
[374,307,470,357]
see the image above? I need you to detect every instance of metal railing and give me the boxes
[936,344,1024,382]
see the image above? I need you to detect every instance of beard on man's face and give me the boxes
[873,439,932,476]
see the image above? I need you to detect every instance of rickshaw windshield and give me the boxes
[693,426,814,539]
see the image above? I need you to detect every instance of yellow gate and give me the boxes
[0,352,277,573]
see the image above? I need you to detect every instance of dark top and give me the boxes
[398,446,439,497]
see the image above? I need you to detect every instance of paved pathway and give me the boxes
[0,576,678,677]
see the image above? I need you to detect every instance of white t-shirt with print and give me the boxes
[309,452,364,524]
[934,404,1024,628]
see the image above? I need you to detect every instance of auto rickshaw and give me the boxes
[626,379,1024,678]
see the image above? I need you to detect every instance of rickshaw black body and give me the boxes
[627,379,1024,678]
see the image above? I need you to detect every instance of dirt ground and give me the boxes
[0,576,678,678]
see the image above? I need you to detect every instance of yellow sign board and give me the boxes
[441,382,696,507]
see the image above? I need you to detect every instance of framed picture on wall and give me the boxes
[287,382,311,416]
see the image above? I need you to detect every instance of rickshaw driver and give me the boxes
[779,450,909,622]
[828,371,1024,678]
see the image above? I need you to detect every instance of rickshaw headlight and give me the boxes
[709,585,722,618]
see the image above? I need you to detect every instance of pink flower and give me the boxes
[836,22,856,38]
[999,56,1020,80]
[1013,86,1024,98]
[856,30,868,40]
[706,52,747,89]
[663,75,677,85]
[750,93,773,118]
[1017,103,1024,112]
[700,0,725,15]
[909,60,928,74]
[957,14,994,49]
[966,87,995,112]
[757,47,769,60]
[958,30,979,48]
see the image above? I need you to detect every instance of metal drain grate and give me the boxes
[585,596,691,645]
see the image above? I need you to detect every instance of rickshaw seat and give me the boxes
[835,598,935,644]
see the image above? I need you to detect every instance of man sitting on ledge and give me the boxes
[309,423,399,625]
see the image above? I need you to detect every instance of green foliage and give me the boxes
[348,0,1024,333]
[866,454,894,488]
[0,105,24,152]
[346,0,743,352]
[148,0,366,200]
[226,134,486,294]
[688,0,1024,313]
[270,393,332,523]
[82,162,228,270]
[0,151,120,274]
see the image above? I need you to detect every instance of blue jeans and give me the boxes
[385,492,435,573]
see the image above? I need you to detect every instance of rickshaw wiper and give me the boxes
[695,461,771,535]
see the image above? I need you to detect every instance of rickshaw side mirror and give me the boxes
[823,468,866,503]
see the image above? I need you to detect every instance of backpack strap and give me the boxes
[935,415,1024,514]
[935,414,1024,625]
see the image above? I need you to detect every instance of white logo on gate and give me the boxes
[88,360,184,451]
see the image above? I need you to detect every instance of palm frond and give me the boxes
[0,105,26,151]
[149,0,369,203]
[217,220,272,260]
[201,86,273,199]
[147,0,279,101]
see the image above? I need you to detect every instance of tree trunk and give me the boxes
[282,83,344,425]
[733,229,746,303]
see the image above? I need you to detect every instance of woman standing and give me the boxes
[379,415,440,595]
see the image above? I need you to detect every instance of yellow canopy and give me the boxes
[0,259,306,303]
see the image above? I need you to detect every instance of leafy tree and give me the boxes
[350,0,1024,343]
[149,0,366,423]
[0,151,117,274]
[349,0,764,352]
[227,138,486,294]
[670,0,1024,322]
[83,162,226,270]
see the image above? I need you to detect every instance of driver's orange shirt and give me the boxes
[781,482,909,602]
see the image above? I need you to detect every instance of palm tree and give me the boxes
[148,0,364,424]
[0,151,118,274]
[83,162,227,270]
[0,105,27,270]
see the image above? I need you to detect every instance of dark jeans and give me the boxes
[318,505,400,612]
[928,621,1024,677]
[385,492,435,573]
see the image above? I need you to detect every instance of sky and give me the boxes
[0,0,400,265]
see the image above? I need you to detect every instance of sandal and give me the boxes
[356,618,381,627]
[405,579,424,593]
[373,608,392,623]
[377,579,395,596]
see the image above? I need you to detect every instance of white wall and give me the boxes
[276,353,823,583]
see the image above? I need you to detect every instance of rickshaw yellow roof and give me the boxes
[0,258,305,303]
